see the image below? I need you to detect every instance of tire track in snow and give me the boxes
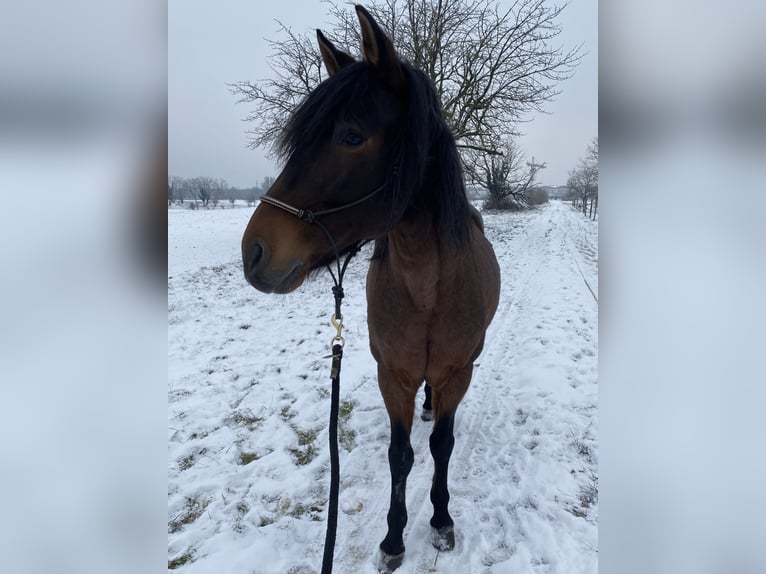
[563,232,598,305]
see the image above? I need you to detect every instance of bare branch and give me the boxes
[231,0,583,178]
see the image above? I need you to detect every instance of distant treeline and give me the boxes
[168,175,275,206]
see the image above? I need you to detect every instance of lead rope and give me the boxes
[304,218,362,574]
[321,248,357,574]
[257,195,371,574]
[322,288,344,574]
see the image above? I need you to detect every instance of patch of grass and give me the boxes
[295,428,318,446]
[279,404,296,421]
[287,501,324,521]
[168,497,211,533]
[563,472,598,519]
[231,500,250,534]
[238,451,266,465]
[288,444,317,466]
[178,454,195,471]
[288,427,319,465]
[338,399,358,451]
[339,399,356,419]
[168,551,194,569]
[569,428,596,464]
[579,472,599,509]
[177,448,207,471]
[226,410,264,430]
[189,427,218,440]
[522,496,538,511]
[339,427,357,452]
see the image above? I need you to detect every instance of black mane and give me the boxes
[277,60,471,258]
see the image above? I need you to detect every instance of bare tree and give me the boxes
[483,140,546,210]
[188,176,216,207]
[230,0,582,181]
[526,185,550,205]
[567,136,598,216]
[587,136,598,162]
[211,178,229,207]
[168,175,187,206]
[261,176,275,193]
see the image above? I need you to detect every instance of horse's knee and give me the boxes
[388,423,414,477]
[429,415,455,460]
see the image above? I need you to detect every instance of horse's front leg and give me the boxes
[427,364,473,551]
[375,365,417,573]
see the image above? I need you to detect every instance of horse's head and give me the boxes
[242,6,407,294]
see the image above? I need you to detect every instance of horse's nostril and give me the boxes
[244,241,265,279]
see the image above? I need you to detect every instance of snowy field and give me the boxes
[168,200,598,573]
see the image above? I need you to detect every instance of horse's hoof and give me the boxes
[431,525,455,551]
[375,548,404,573]
[421,408,433,421]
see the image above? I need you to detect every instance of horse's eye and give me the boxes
[343,130,365,147]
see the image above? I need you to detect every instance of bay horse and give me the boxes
[242,6,500,571]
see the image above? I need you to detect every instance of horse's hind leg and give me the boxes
[375,365,417,573]
[428,364,473,551]
[421,383,433,421]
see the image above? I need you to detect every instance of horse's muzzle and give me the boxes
[243,239,303,294]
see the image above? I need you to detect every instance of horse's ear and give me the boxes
[355,5,403,86]
[317,30,355,77]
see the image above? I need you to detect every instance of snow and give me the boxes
[168,200,598,573]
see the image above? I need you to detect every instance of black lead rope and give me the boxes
[258,193,372,574]
[320,250,356,574]
[322,246,368,574]
[323,340,342,574]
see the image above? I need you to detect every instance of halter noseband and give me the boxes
[258,183,385,225]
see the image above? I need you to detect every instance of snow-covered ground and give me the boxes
[168,200,598,573]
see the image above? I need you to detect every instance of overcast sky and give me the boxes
[169,0,596,188]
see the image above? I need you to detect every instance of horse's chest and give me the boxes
[367,281,435,344]
[366,267,437,363]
